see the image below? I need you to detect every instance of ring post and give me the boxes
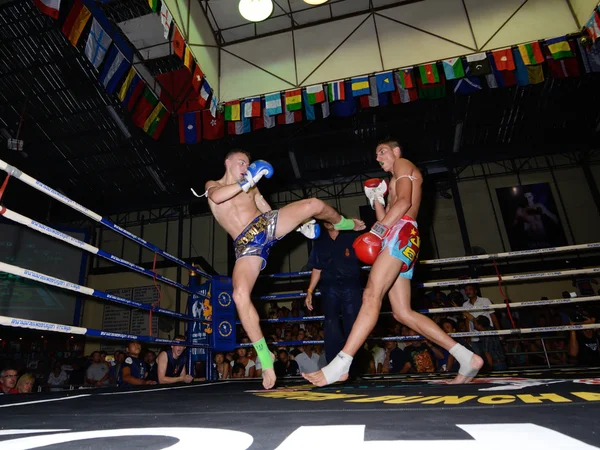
[210,276,236,380]
[188,270,212,379]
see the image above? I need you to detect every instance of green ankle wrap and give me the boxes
[253,337,273,370]
[333,216,355,231]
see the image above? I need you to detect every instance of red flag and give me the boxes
[192,65,204,92]
[62,0,91,46]
[132,89,158,128]
[277,110,302,125]
[492,49,515,71]
[34,0,60,19]
[172,26,185,59]
[202,110,224,140]
[156,68,193,113]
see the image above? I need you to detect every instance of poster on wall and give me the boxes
[496,182,567,251]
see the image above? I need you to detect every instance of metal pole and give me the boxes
[175,208,184,335]
[449,169,472,255]
[540,337,551,369]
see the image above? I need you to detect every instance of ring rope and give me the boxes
[0,159,211,279]
[248,295,600,325]
[237,323,600,347]
[259,242,600,279]
[0,205,192,293]
[0,261,198,322]
[0,315,209,347]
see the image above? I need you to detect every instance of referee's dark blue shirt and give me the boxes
[307,231,361,286]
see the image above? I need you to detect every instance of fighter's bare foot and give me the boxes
[302,370,349,387]
[262,368,276,390]
[352,219,366,231]
[446,354,484,384]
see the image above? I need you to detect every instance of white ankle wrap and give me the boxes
[321,351,353,385]
[449,343,478,377]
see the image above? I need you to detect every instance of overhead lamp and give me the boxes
[303,0,328,4]
[239,0,273,22]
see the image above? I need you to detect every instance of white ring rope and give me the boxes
[418,242,600,265]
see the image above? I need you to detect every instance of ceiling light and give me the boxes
[303,0,328,4]
[239,0,273,22]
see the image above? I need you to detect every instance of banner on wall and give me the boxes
[100,285,160,353]
[190,280,211,363]
[496,183,567,251]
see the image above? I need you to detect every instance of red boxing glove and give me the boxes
[352,222,389,265]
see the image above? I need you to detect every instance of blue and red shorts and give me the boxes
[381,215,421,280]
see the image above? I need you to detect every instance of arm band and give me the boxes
[333,216,355,231]
[253,337,273,371]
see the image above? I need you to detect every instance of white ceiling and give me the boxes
[202,0,423,44]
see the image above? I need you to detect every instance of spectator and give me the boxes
[382,340,408,374]
[568,315,600,366]
[230,348,255,378]
[305,218,362,372]
[214,353,230,380]
[16,373,35,393]
[295,345,320,374]
[109,351,125,386]
[458,283,500,358]
[0,368,18,394]
[121,341,157,387]
[402,329,441,373]
[475,316,507,370]
[274,350,299,377]
[85,351,110,387]
[231,364,245,378]
[145,351,158,383]
[156,336,193,384]
[47,363,68,391]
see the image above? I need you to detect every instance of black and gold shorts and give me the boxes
[234,211,280,270]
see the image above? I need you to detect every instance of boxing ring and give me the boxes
[1,158,600,449]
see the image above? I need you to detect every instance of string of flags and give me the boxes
[33,0,219,141]
[33,0,600,145]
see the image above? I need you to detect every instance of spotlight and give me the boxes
[239,0,273,22]
[303,0,328,4]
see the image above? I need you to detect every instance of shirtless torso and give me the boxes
[386,158,423,221]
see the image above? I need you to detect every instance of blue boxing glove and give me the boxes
[238,160,274,192]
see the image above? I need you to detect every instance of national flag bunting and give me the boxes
[62,0,91,46]
[452,61,481,95]
[417,71,446,100]
[265,93,282,116]
[210,95,218,118]
[545,40,580,79]
[305,85,325,104]
[179,111,201,144]
[172,26,185,59]
[518,42,544,65]
[118,67,145,111]
[132,88,159,128]
[192,65,204,92]
[513,47,530,86]
[34,0,60,19]
[331,81,357,117]
[327,80,345,101]
[351,76,370,96]
[202,110,224,140]
[277,109,302,125]
[224,101,241,121]
[303,90,330,121]
[197,80,210,109]
[375,72,395,93]
[85,19,112,69]
[545,36,574,60]
[253,98,276,130]
[398,68,414,89]
[183,47,194,71]
[466,53,491,76]
[391,72,417,104]
[160,3,173,39]
[285,89,302,111]
[585,10,600,42]
[577,39,600,73]
[491,48,515,71]
[143,103,169,140]
[98,46,129,94]
[418,64,439,84]
[243,98,261,118]
[227,115,251,135]
[147,0,159,12]
[442,58,465,80]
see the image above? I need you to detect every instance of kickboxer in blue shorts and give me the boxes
[199,149,365,390]
[303,139,484,387]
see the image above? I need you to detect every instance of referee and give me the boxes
[305,220,363,369]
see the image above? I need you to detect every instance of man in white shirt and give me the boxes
[294,345,321,374]
[459,283,501,357]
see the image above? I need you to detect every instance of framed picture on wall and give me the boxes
[496,182,567,251]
